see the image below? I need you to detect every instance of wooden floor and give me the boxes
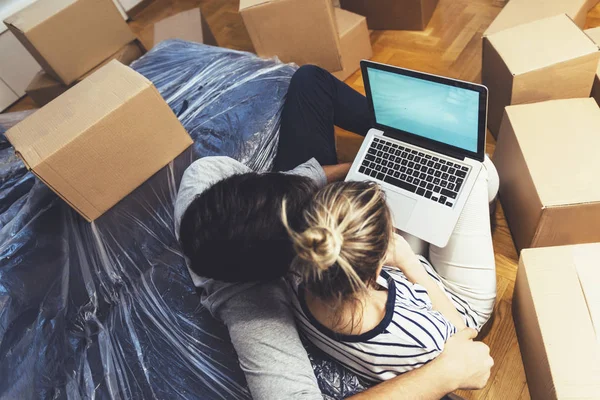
[5,1,600,398]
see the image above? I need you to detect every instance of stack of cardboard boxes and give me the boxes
[239,0,441,81]
[482,14,599,138]
[2,0,200,221]
[3,0,143,107]
[481,2,600,398]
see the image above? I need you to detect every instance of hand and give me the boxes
[322,163,352,183]
[436,328,494,390]
[384,233,424,277]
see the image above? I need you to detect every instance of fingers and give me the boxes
[455,327,478,340]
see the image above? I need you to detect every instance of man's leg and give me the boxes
[274,65,371,171]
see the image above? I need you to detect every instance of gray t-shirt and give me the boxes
[174,156,327,400]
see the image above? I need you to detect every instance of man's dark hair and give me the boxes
[179,172,317,282]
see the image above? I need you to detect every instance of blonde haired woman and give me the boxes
[282,160,496,382]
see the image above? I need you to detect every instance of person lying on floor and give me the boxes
[175,65,494,399]
[282,178,495,381]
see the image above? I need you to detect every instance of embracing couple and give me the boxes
[175,65,496,399]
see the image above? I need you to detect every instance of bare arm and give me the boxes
[347,358,454,400]
[322,163,352,183]
[387,233,466,330]
[219,281,490,400]
[347,328,493,399]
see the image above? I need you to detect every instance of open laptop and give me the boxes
[346,61,488,247]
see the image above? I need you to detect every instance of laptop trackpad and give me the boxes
[385,191,417,228]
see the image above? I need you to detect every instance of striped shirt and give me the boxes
[288,257,478,382]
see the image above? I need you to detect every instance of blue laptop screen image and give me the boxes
[368,67,479,152]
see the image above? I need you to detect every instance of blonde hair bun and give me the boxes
[295,226,343,270]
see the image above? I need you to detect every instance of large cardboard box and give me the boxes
[239,0,343,72]
[339,0,438,31]
[4,0,135,85]
[586,27,600,106]
[484,0,599,36]
[493,98,600,252]
[151,8,217,49]
[482,14,599,138]
[332,8,372,81]
[26,40,145,106]
[5,60,192,222]
[513,244,600,400]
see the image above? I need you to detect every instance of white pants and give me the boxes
[400,156,497,328]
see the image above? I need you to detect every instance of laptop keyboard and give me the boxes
[358,137,470,208]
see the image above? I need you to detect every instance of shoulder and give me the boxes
[182,156,252,183]
[174,156,252,237]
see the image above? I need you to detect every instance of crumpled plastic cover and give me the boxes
[0,40,366,399]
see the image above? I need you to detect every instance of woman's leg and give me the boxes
[274,65,371,171]
[428,157,497,328]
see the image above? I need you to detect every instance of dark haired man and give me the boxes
[175,65,493,399]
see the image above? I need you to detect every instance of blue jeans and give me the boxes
[274,65,371,170]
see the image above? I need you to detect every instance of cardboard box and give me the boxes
[332,8,372,81]
[482,14,599,137]
[586,27,600,106]
[26,40,145,107]
[339,0,439,31]
[239,0,343,72]
[513,244,600,400]
[152,8,217,48]
[5,60,192,222]
[493,98,600,252]
[484,0,599,36]
[4,0,135,85]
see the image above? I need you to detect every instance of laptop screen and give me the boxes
[366,67,480,153]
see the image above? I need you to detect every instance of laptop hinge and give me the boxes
[382,131,467,161]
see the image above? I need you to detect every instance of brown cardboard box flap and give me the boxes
[486,14,599,76]
[517,244,600,399]
[504,98,600,207]
[6,60,193,221]
[484,0,595,36]
[3,0,76,32]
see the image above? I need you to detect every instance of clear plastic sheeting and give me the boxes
[0,41,366,399]
[130,40,295,172]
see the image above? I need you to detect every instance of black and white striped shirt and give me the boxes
[288,258,478,382]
